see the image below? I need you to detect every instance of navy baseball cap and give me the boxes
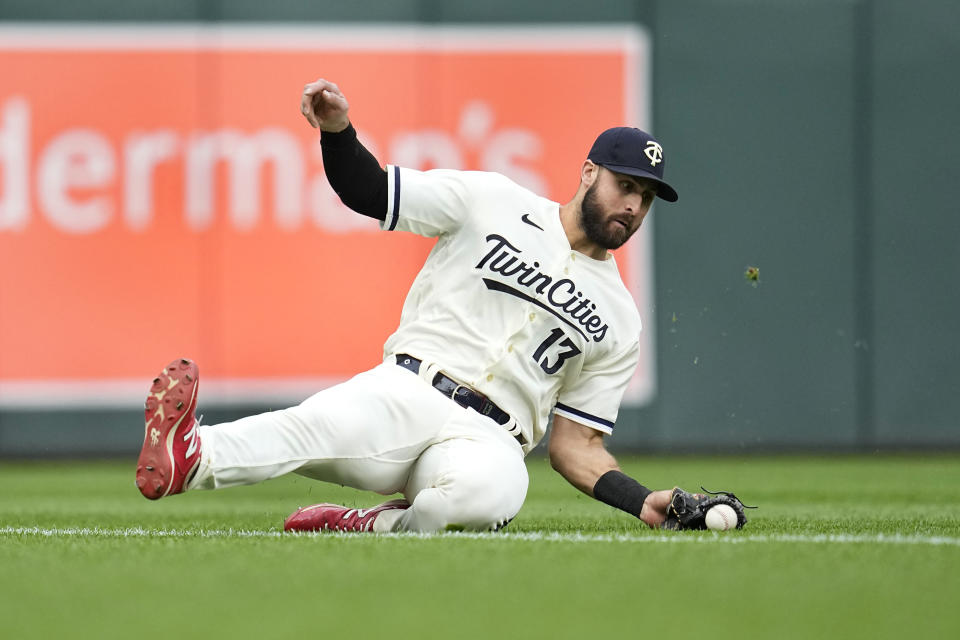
[588,127,679,202]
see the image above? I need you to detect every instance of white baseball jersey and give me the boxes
[379,165,642,452]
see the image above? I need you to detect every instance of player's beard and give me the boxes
[579,183,635,250]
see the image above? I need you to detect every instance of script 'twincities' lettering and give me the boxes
[474,233,609,342]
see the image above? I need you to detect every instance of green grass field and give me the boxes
[2,454,958,639]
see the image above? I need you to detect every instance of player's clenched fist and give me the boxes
[638,489,674,528]
[300,78,350,132]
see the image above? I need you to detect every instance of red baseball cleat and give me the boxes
[283,499,410,532]
[136,358,202,500]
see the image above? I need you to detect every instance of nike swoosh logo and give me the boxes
[520,213,544,231]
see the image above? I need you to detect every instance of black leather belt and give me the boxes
[395,354,526,446]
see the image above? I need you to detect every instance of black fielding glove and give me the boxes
[661,487,755,530]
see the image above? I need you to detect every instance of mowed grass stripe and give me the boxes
[3,525,958,546]
[3,458,958,640]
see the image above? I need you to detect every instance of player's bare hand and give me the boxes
[301,78,350,132]
[638,489,673,528]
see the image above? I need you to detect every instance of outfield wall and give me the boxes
[0,0,957,455]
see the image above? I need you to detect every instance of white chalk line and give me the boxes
[2,526,958,547]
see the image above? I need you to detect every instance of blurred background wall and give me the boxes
[0,0,957,456]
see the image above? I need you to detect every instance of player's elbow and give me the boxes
[548,437,575,477]
[548,447,563,473]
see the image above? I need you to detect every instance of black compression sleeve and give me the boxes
[320,124,388,220]
[593,470,652,518]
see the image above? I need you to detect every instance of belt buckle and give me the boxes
[451,382,484,415]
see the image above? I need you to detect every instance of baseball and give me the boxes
[705,504,738,531]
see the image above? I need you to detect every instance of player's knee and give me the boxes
[417,462,528,532]
[451,478,527,531]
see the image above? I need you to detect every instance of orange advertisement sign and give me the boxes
[0,25,655,407]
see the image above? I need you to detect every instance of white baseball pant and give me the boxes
[187,359,529,532]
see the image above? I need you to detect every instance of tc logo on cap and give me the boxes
[644,141,663,167]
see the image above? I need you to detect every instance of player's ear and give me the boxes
[581,160,600,186]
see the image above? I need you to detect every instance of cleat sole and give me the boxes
[136,358,200,500]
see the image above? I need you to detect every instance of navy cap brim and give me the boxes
[599,163,679,203]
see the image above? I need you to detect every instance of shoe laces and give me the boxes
[338,508,376,531]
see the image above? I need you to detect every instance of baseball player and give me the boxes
[135,77,682,533]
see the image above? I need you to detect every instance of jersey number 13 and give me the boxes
[532,328,582,374]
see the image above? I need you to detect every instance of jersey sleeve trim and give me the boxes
[382,165,401,231]
[554,402,614,435]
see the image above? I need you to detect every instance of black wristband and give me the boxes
[593,470,652,518]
